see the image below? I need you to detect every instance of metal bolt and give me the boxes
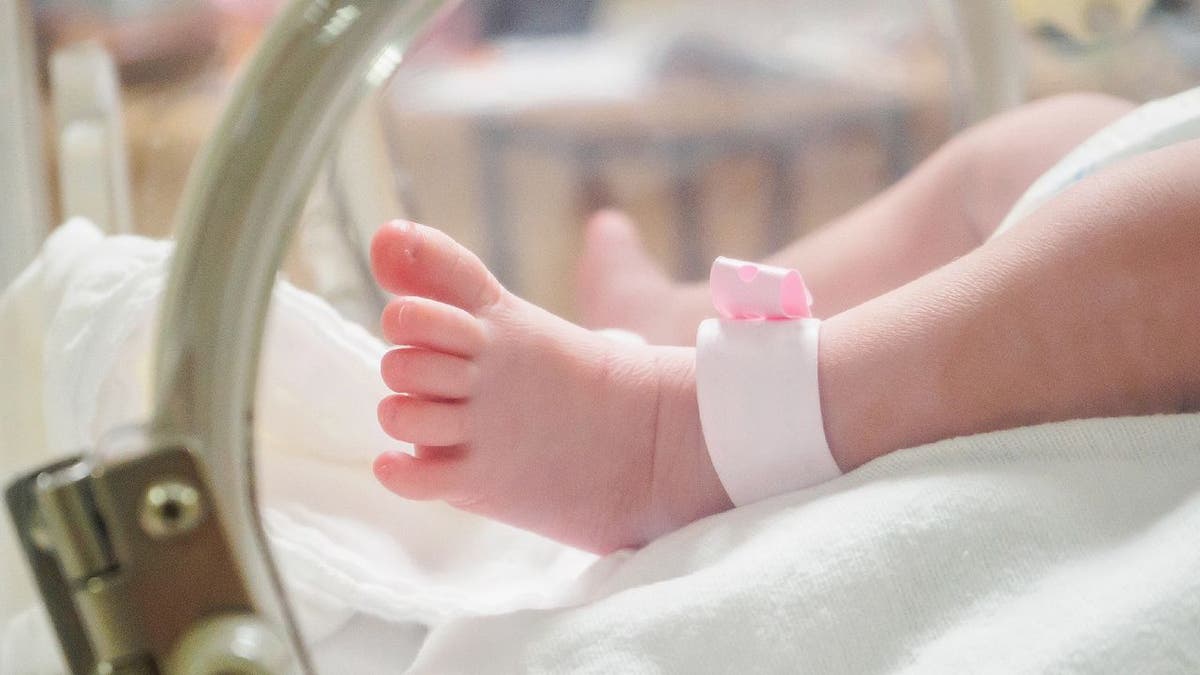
[138,480,204,539]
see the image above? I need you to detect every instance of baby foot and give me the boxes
[577,210,709,346]
[370,220,731,553]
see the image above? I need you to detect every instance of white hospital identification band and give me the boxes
[695,259,841,506]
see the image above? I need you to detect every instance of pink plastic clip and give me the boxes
[709,257,813,320]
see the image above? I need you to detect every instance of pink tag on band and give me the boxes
[709,257,813,320]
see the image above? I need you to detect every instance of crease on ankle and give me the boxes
[647,353,668,536]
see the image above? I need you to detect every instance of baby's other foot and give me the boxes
[577,210,709,346]
[370,220,730,553]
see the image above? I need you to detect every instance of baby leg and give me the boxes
[822,138,1200,469]
[578,93,1134,344]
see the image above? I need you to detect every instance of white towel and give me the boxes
[409,413,1200,673]
[3,220,1199,674]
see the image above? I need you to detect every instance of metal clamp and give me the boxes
[6,445,289,674]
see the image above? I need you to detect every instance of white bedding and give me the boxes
[2,220,1198,674]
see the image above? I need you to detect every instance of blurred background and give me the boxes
[4,0,1200,327]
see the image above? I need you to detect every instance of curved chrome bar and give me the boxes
[150,0,449,668]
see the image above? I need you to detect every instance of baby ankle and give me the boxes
[644,347,730,532]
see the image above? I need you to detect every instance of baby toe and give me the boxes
[377,395,469,446]
[373,450,468,501]
[381,296,487,357]
[382,348,476,400]
[371,220,501,312]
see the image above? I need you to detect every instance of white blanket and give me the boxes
[3,220,1199,674]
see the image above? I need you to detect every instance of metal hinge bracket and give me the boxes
[6,444,286,674]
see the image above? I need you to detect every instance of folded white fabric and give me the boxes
[408,413,1200,674]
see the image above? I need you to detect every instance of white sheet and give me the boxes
[3,220,1199,674]
[410,413,1200,673]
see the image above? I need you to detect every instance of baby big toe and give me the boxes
[371,220,501,312]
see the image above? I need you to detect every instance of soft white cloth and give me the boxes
[3,220,1199,674]
[409,414,1200,673]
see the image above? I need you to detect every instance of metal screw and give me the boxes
[139,480,204,539]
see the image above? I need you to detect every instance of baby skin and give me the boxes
[372,96,1200,554]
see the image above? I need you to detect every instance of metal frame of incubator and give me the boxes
[3,0,1022,672]
[0,0,51,290]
